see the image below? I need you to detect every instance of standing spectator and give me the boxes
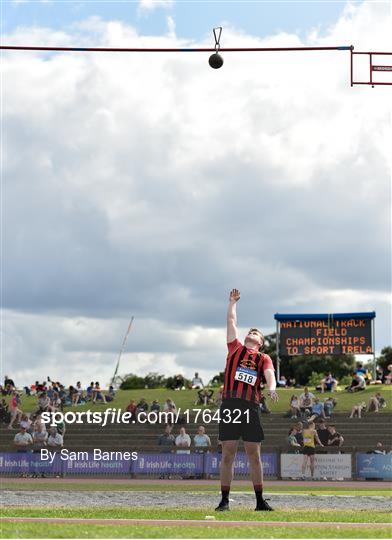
[33,414,47,434]
[289,395,300,419]
[349,401,366,418]
[316,419,330,446]
[347,373,366,392]
[367,393,386,413]
[301,421,323,479]
[193,426,211,452]
[32,423,48,452]
[191,373,204,389]
[8,391,22,429]
[175,427,191,454]
[320,373,338,393]
[47,427,64,448]
[299,387,315,417]
[14,426,33,452]
[327,425,344,447]
[158,425,176,453]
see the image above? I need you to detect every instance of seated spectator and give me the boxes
[356,363,372,384]
[72,382,84,405]
[191,372,204,389]
[259,392,270,414]
[289,395,300,419]
[4,376,15,395]
[8,391,22,429]
[174,374,186,391]
[193,426,211,452]
[136,398,149,415]
[14,426,33,452]
[277,375,287,388]
[320,373,338,393]
[323,397,337,418]
[105,385,116,402]
[299,387,315,417]
[316,419,330,446]
[93,382,106,404]
[286,376,296,388]
[50,391,62,411]
[385,365,392,385]
[150,400,161,412]
[33,413,47,433]
[37,392,51,413]
[294,421,304,446]
[287,426,301,451]
[19,413,32,434]
[47,427,64,448]
[86,382,95,401]
[349,401,366,418]
[196,388,214,406]
[375,366,385,384]
[346,373,366,392]
[32,423,48,452]
[367,392,386,413]
[126,400,137,417]
[158,424,176,453]
[310,397,326,420]
[373,442,386,455]
[327,425,344,447]
[163,398,177,413]
[0,399,10,424]
[175,427,191,454]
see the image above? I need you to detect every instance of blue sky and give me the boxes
[3,1,362,42]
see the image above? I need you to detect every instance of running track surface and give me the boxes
[2,517,389,529]
[2,478,390,489]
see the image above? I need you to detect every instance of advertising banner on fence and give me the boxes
[357,454,392,479]
[0,452,63,475]
[133,453,204,475]
[205,452,277,476]
[281,453,352,479]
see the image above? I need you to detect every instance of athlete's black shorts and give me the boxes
[302,446,315,456]
[218,398,264,443]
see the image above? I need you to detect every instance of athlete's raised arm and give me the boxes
[264,368,279,403]
[227,289,240,343]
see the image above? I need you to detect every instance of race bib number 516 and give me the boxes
[235,367,257,386]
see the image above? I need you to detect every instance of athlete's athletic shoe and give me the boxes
[255,498,274,511]
[215,500,230,511]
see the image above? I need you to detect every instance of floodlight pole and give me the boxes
[276,319,280,382]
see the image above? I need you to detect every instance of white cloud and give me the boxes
[138,0,174,13]
[2,2,391,386]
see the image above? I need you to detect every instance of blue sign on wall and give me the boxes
[357,453,392,479]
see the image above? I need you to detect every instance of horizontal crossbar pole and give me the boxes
[0,45,352,53]
[352,81,392,85]
[352,51,392,55]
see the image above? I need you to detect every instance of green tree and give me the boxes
[376,346,392,370]
[120,374,146,390]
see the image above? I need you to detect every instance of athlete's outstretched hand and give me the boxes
[268,390,279,403]
[229,289,241,302]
